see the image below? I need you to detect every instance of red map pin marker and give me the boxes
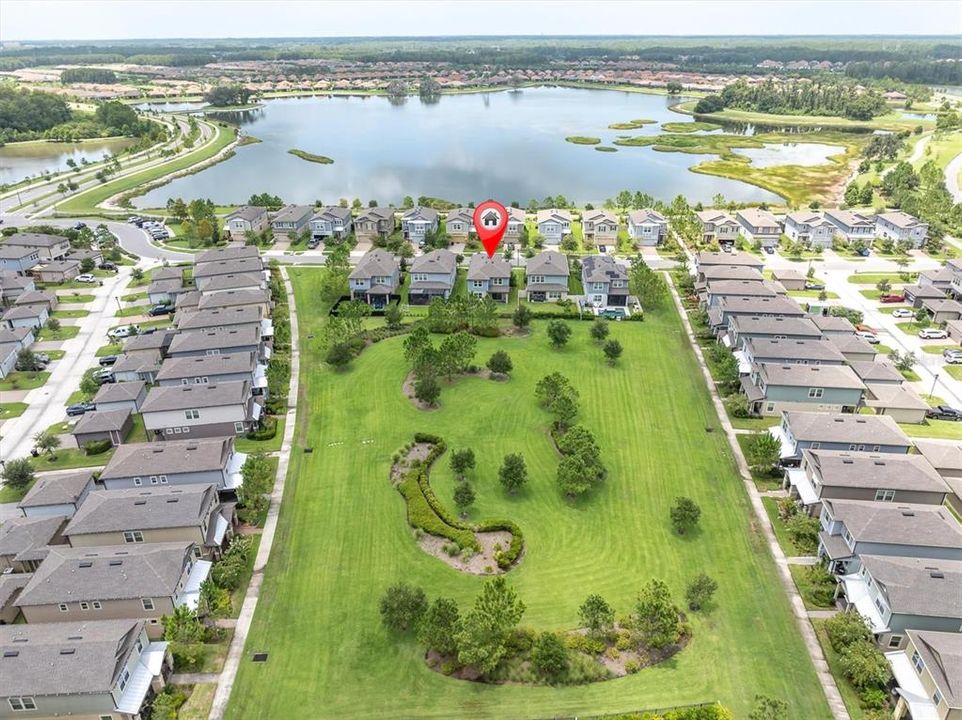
[473,200,509,258]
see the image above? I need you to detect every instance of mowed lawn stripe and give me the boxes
[225,268,831,720]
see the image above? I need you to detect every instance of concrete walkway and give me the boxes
[208,266,301,720]
[787,556,819,566]
[171,673,220,685]
[667,274,850,720]
[808,610,840,620]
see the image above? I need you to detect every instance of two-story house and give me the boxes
[694,250,764,281]
[197,246,261,265]
[0,271,36,304]
[224,205,269,238]
[401,207,440,244]
[467,253,512,303]
[141,380,260,440]
[348,249,400,307]
[627,209,668,246]
[0,245,41,275]
[726,315,822,350]
[740,338,847,374]
[536,209,572,246]
[270,204,313,236]
[17,470,95,519]
[1,303,48,332]
[581,255,629,308]
[825,209,876,243]
[524,251,569,302]
[99,437,247,492]
[193,257,267,291]
[310,206,354,241]
[445,208,475,240]
[505,207,526,243]
[198,272,268,298]
[155,352,266,395]
[15,542,211,638]
[783,211,836,249]
[0,515,68,573]
[702,279,785,307]
[876,211,929,248]
[886,630,962,720]
[354,207,396,240]
[1,233,71,261]
[696,210,742,245]
[735,208,782,248]
[740,362,865,416]
[196,287,272,315]
[708,295,806,335]
[769,411,912,465]
[176,306,271,341]
[166,326,266,361]
[408,249,457,304]
[582,210,619,245]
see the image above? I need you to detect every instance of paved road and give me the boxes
[945,151,962,203]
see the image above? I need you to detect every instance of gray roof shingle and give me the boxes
[99,437,234,480]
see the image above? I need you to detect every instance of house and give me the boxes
[740,362,864,416]
[824,209,876,243]
[63,484,235,559]
[224,205,270,237]
[914,441,962,515]
[525,251,569,302]
[626,209,668,246]
[696,265,765,287]
[111,350,163,384]
[141,380,260,440]
[445,208,475,240]
[922,297,962,323]
[13,290,57,312]
[0,573,30,624]
[904,284,947,309]
[348,249,400,306]
[769,411,912,464]
[401,207,440,244]
[15,542,211,638]
[863,383,931,424]
[886,630,962,720]
[811,314,856,337]
[828,334,878,363]
[0,271,35,304]
[0,327,34,379]
[536,209,572,245]
[99,437,246,492]
[176,306,270,340]
[582,255,629,309]
[770,268,807,291]
[66,248,103,266]
[694,250,764,279]
[193,257,266,291]
[0,515,68,573]
[147,277,184,305]
[92,381,148,414]
[726,315,822,350]
[582,210,619,244]
[196,246,261,265]
[817,500,961,575]
[17,471,95,519]
[1,232,71,261]
[0,245,41,274]
[918,266,955,292]
[740,338,847,374]
[0,619,172,720]
[505,207,526,242]
[31,260,81,284]
[156,352,266,394]
[72,408,134,448]
[150,266,185,283]
[408,249,457,304]
[876,211,929,248]
[354,207,395,239]
[270,204,313,236]
[197,271,267,296]
[783,449,947,510]
[696,210,742,245]
[467,254,512,303]
[703,279,787,307]
[197,287,272,314]
[835,555,962,647]
[165,326,265,360]
[946,319,962,344]
[0,340,19,379]
[783,211,836,249]
[310,206,354,241]
[708,295,806,333]
[2,302,48,331]
[735,208,781,248]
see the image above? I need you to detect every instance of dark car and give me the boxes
[98,261,118,271]
[148,305,174,317]
[73,221,87,230]
[66,401,96,417]
[99,355,119,366]
[926,405,962,422]
[763,246,775,255]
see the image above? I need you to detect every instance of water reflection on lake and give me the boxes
[0,137,135,184]
[731,142,842,168]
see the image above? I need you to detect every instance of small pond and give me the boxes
[730,142,841,168]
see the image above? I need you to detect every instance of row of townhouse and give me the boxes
[0,232,106,284]
[697,208,929,250]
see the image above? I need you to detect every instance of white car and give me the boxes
[107,324,139,340]
[891,309,913,319]
[919,328,948,340]
[75,274,97,283]
[854,330,880,344]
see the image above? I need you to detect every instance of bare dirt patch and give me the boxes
[417,529,513,575]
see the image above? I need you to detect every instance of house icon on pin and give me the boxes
[481,209,501,228]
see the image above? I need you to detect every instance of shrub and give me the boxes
[824,611,874,653]
[531,632,569,681]
[245,416,278,441]
[563,632,606,655]
[379,581,428,632]
[82,438,113,456]
[624,659,640,674]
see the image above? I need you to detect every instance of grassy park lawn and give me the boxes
[224,268,831,720]
[0,371,50,391]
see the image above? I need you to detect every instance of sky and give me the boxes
[1,0,959,42]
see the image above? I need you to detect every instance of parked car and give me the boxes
[891,309,914,319]
[855,330,880,344]
[98,261,118,271]
[858,248,871,257]
[73,221,87,230]
[307,238,320,250]
[76,273,98,283]
[92,368,115,384]
[804,281,825,290]
[107,324,138,340]
[763,246,775,255]
[855,324,878,334]
[926,405,962,422]
[919,328,948,340]
[99,355,119,366]
[127,216,142,224]
[34,352,50,364]
[66,401,96,417]
[148,304,174,316]
[879,294,905,303]
[943,351,962,365]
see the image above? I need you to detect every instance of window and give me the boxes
[80,601,90,611]
[142,598,155,611]
[912,650,925,673]
[123,531,145,544]
[933,689,943,705]
[234,421,246,433]
[872,445,880,452]
[874,489,896,502]
[874,597,885,615]
[8,697,36,711]
[173,427,182,434]
[100,715,114,720]
[150,476,159,485]
[766,402,775,412]
[159,475,168,485]
[58,603,68,612]
[182,427,190,434]
[119,668,130,692]
[185,409,200,420]
[807,387,824,399]
[133,477,143,486]
[92,601,102,610]
[181,378,190,385]
[810,442,821,449]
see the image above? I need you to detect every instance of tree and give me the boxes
[131,267,144,281]
[635,579,681,649]
[498,453,527,494]
[840,642,891,691]
[749,696,788,720]
[414,371,441,406]
[602,339,623,366]
[685,573,718,611]
[453,481,476,515]
[162,604,205,643]
[455,577,525,674]
[629,255,668,309]
[437,332,477,380]
[15,348,38,372]
[486,350,512,376]
[1,457,34,490]
[578,594,614,637]
[824,611,874,653]
[590,319,610,343]
[888,349,917,373]
[546,319,571,349]
[744,431,781,473]
[669,497,701,534]
[416,597,460,655]
[79,257,95,273]
[449,448,476,479]
[45,317,61,333]
[32,430,61,459]
[876,278,892,293]
[384,303,404,329]
[549,392,579,431]
[320,243,351,302]
[531,632,569,681]
[512,304,532,330]
[666,81,683,94]
[325,342,355,370]
[379,582,427,632]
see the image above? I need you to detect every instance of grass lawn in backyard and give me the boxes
[761,497,806,557]
[37,325,80,341]
[899,419,962,441]
[25,447,114,471]
[179,684,217,720]
[0,371,50,391]
[788,565,834,611]
[0,479,33,503]
[735,435,783,492]
[224,267,831,720]
[0,402,28,421]
[727,415,780,431]
[234,417,287,454]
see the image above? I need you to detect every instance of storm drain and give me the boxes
[252,652,269,663]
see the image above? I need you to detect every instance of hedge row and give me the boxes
[475,518,524,569]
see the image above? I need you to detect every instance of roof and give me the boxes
[811,314,855,333]
[226,206,268,223]
[141,380,250,413]
[581,255,627,283]
[785,211,833,227]
[824,500,962,549]
[913,441,962,473]
[2,232,68,249]
[0,245,39,260]
[698,265,764,282]
[92,380,146,405]
[410,249,457,274]
[919,267,954,284]
[713,296,803,318]
[728,315,822,337]
[825,209,875,228]
[864,383,930,411]
[736,208,779,228]
[784,411,909,446]
[1,303,47,320]
[355,206,394,223]
[197,288,271,311]
[271,204,314,224]
[176,305,263,331]
[627,208,667,225]
[100,437,234,480]
[828,334,877,355]
[859,555,962,619]
[804,449,945,491]
[155,352,255,381]
[111,350,162,375]
[922,297,962,314]
[16,542,193,606]
[18,470,94,509]
[743,337,846,363]
[583,209,618,225]
[192,257,264,279]
[0,572,31,611]
[695,210,738,225]
[695,250,763,268]
[13,289,57,306]
[903,284,947,300]
[906,630,962,708]
[848,361,903,384]
[72,408,132,434]
[446,207,473,224]
[526,250,569,276]
[0,619,146,697]
[467,253,511,280]
[0,515,65,561]
[151,267,183,282]
[0,272,33,290]
[755,362,865,390]
[199,272,266,292]
[401,206,439,223]
[878,211,926,229]
[167,325,260,354]
[65,485,218,536]
[147,278,184,294]
[349,249,399,280]
[705,279,782,297]
[34,260,80,274]
[312,205,352,223]
[123,331,173,353]
[0,327,31,344]
[536,208,573,224]
[770,268,807,282]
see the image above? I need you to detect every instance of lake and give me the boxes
[0,137,135,185]
[134,87,791,208]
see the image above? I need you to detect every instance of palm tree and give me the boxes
[32,430,61,460]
